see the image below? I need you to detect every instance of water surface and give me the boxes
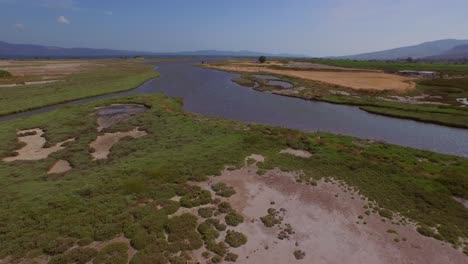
[2,60,468,158]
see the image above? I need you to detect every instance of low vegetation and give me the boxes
[0,94,467,261]
[302,58,468,76]
[0,70,11,78]
[225,231,247,248]
[0,59,159,116]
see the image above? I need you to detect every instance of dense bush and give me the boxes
[94,242,129,264]
[225,231,247,248]
[0,70,11,78]
[166,213,204,250]
[49,247,98,264]
[211,182,236,197]
[225,212,244,226]
[217,201,233,214]
[198,207,215,218]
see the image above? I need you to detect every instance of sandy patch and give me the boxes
[191,159,466,264]
[3,128,75,162]
[89,128,147,160]
[1,60,93,77]
[211,65,416,92]
[96,104,148,132]
[286,61,373,71]
[457,98,468,106]
[453,197,468,209]
[47,160,72,174]
[378,94,448,105]
[280,148,312,158]
[0,80,61,88]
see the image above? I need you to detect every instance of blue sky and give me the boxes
[1,0,468,56]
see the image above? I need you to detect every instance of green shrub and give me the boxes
[225,231,247,248]
[0,70,11,78]
[225,212,244,226]
[293,250,306,260]
[198,207,215,218]
[260,214,279,227]
[166,213,203,250]
[94,242,128,264]
[211,255,223,263]
[206,218,227,231]
[225,252,238,262]
[77,237,93,246]
[218,201,233,214]
[211,182,236,197]
[49,247,98,264]
[179,187,212,208]
[198,221,220,241]
[378,209,393,219]
[44,237,75,255]
[206,240,228,256]
[416,225,442,240]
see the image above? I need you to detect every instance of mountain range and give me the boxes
[0,41,304,58]
[339,39,468,60]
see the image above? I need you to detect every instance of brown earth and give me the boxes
[3,128,75,162]
[0,60,93,77]
[210,65,416,92]
[279,148,313,158]
[47,160,72,174]
[191,156,467,264]
[89,128,147,160]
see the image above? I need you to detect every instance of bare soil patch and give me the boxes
[453,196,468,209]
[0,60,93,77]
[47,160,72,174]
[190,157,466,264]
[0,80,61,88]
[3,128,75,162]
[89,128,147,160]
[280,148,312,158]
[212,65,416,92]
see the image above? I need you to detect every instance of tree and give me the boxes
[258,56,267,63]
[406,57,414,63]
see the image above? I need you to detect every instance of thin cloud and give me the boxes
[57,15,70,24]
[46,0,74,9]
[14,23,25,31]
[104,10,113,15]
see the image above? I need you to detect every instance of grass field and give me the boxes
[0,59,159,116]
[0,94,467,262]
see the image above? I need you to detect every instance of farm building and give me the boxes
[398,70,439,78]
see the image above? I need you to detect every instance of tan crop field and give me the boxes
[211,65,416,92]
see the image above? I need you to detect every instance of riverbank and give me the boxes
[0,94,466,263]
[0,59,161,116]
[203,60,468,129]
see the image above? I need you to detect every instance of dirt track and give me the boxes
[212,65,416,92]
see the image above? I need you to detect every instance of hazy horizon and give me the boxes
[1,0,468,57]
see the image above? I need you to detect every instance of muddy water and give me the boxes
[2,59,468,158]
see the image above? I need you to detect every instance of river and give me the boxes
[1,59,468,157]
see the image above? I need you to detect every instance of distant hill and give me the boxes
[0,41,153,58]
[0,41,305,58]
[338,39,468,60]
[425,44,468,60]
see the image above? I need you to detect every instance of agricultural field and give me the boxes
[204,59,468,128]
[0,94,467,263]
[0,59,160,116]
